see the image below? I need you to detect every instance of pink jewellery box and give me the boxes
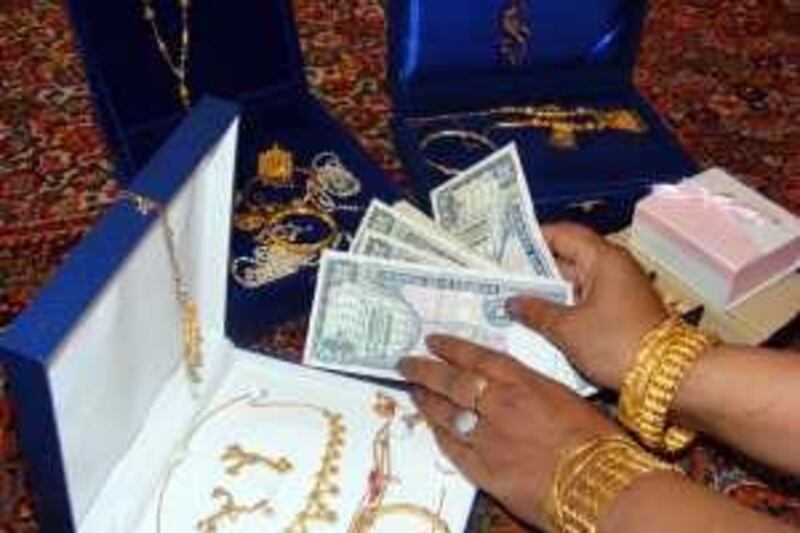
[632,167,800,310]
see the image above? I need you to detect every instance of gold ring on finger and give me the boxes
[471,375,490,413]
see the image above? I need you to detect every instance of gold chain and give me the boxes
[348,393,450,533]
[409,105,648,150]
[118,190,203,384]
[141,0,192,108]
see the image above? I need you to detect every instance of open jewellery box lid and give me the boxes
[0,97,240,531]
[387,0,649,113]
[66,0,305,179]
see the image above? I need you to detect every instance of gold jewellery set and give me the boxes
[410,104,649,176]
[545,317,717,533]
[231,144,363,289]
[141,0,193,108]
[154,391,451,532]
[157,391,347,533]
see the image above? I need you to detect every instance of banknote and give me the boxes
[392,200,438,226]
[351,200,499,271]
[353,230,455,267]
[304,251,594,395]
[430,143,561,279]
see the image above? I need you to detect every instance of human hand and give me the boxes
[398,335,621,529]
[506,223,667,390]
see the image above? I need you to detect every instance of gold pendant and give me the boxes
[258,143,295,187]
[196,487,273,533]
[500,0,532,66]
[182,299,203,383]
[221,444,294,476]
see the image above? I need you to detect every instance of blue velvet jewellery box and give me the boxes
[387,0,697,231]
[0,100,476,532]
[65,0,400,343]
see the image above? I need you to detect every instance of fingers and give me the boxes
[412,389,491,445]
[542,222,605,267]
[425,335,531,384]
[505,295,570,345]
[429,425,492,487]
[410,390,494,487]
[398,356,499,412]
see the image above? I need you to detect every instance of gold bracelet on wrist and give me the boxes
[546,434,678,533]
[619,317,718,453]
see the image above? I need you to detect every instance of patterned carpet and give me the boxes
[0,0,798,531]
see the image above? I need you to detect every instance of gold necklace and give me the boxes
[156,393,346,533]
[410,104,647,149]
[348,394,450,533]
[118,191,203,384]
[142,0,192,108]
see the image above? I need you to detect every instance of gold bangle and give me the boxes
[547,434,678,533]
[619,318,718,453]
[265,204,339,254]
[418,129,499,176]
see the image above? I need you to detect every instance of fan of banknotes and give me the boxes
[303,143,595,396]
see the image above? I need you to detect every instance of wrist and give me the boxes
[597,469,686,533]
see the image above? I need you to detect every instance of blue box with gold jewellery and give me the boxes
[387,0,698,232]
[0,98,478,532]
[65,0,400,343]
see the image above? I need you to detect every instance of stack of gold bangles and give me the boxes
[546,435,678,533]
[546,317,717,533]
[619,317,718,453]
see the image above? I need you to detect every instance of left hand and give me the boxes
[397,334,621,530]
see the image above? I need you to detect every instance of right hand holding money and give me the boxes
[505,223,668,390]
[303,144,596,396]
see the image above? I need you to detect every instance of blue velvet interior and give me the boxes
[66,0,403,339]
[388,0,647,112]
[387,0,696,232]
[226,91,400,344]
[66,0,305,179]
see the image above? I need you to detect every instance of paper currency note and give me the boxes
[431,143,561,279]
[354,230,454,266]
[392,200,437,226]
[351,200,499,271]
[304,251,593,395]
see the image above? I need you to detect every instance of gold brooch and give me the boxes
[258,143,295,187]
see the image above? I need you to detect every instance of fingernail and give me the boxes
[505,296,525,319]
[396,357,410,374]
[425,335,445,352]
[410,386,426,403]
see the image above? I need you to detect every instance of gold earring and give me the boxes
[221,443,294,477]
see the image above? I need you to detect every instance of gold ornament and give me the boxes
[141,0,192,108]
[258,143,296,187]
[547,435,679,533]
[221,444,294,477]
[196,487,273,533]
[117,191,204,384]
[619,317,718,453]
[156,394,347,533]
